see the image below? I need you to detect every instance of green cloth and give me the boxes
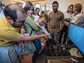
[24,41,36,55]
[25,16,41,35]
[25,16,40,31]
[24,16,40,55]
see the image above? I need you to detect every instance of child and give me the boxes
[33,14,49,35]
[25,14,50,63]
[32,14,50,62]
[21,1,50,62]
[21,1,38,55]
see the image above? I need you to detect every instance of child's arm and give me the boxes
[34,31,40,35]
[40,26,50,35]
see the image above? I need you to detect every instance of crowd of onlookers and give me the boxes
[0,0,84,63]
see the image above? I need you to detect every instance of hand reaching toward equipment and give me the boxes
[41,34,51,39]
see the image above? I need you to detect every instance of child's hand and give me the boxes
[19,42,24,50]
[34,31,40,35]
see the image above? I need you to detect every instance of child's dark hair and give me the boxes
[22,1,34,14]
[39,14,48,22]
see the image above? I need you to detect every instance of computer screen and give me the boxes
[68,23,84,54]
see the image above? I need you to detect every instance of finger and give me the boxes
[19,44,21,48]
[23,45,24,50]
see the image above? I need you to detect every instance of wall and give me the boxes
[46,0,84,14]
[2,0,24,5]
[2,0,12,5]
[2,0,46,12]
[2,0,84,15]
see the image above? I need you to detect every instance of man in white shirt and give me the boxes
[69,3,84,58]
[71,3,84,26]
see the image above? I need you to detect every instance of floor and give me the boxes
[36,55,84,63]
[20,38,84,63]
[21,53,33,63]
[21,39,47,63]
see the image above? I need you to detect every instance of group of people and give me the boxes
[48,1,83,45]
[0,1,51,63]
[60,2,84,44]
[0,0,84,63]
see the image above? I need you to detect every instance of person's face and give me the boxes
[37,9,40,14]
[27,7,33,16]
[52,4,58,12]
[73,8,76,14]
[68,6,73,13]
[38,17,47,26]
[13,11,26,28]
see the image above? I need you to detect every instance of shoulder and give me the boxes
[77,13,83,16]
[58,11,64,15]
[49,11,54,15]
[26,16,31,19]
[64,11,68,14]
[76,13,83,18]
[25,16,33,23]
[34,15,39,21]
[64,11,69,16]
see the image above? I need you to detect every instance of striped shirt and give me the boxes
[25,16,40,31]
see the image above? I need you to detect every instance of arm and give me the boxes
[40,26,50,35]
[25,16,39,31]
[15,34,51,42]
[65,18,71,22]
[0,28,51,43]
[47,14,52,32]
[71,14,83,25]
[60,13,65,30]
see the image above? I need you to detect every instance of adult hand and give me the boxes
[41,34,51,39]
[55,30,60,32]
[47,34,51,39]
